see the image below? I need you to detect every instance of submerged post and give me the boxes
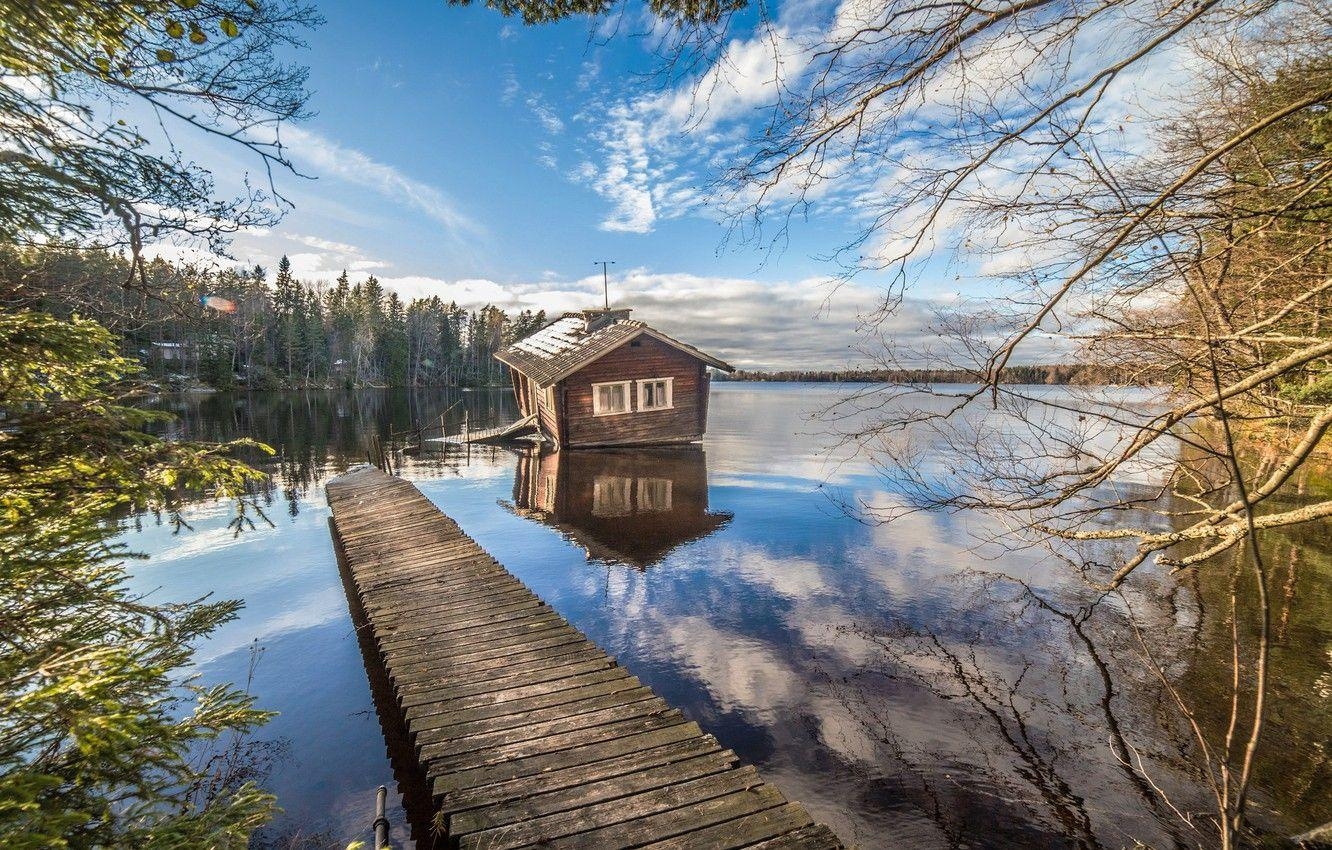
[373,784,389,849]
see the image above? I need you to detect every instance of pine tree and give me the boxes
[382,291,410,387]
[271,255,298,380]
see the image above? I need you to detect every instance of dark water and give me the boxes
[120,385,1332,849]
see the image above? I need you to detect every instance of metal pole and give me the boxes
[373,784,389,849]
[594,260,615,310]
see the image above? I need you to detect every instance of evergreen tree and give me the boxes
[382,292,410,387]
[3,248,549,390]
[271,256,298,380]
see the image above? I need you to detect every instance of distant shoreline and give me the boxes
[713,365,1158,386]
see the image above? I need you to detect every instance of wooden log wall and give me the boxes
[560,337,705,448]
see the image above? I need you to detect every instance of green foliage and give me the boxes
[1281,371,1332,405]
[0,310,278,846]
[1,3,320,845]
[444,0,745,26]
[0,0,318,282]
[4,245,549,389]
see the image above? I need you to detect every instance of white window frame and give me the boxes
[636,377,674,412]
[591,380,632,416]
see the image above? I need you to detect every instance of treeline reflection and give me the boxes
[141,389,518,517]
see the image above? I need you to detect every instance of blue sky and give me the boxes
[150,0,1166,369]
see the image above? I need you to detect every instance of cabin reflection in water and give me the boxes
[506,446,732,569]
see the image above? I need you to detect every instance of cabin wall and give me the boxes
[561,337,706,447]
[697,365,710,435]
[512,373,531,417]
[532,378,562,446]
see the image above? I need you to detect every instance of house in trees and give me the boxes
[495,308,734,449]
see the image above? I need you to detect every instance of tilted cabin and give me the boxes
[495,309,734,449]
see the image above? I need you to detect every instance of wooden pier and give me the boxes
[327,467,843,849]
[423,413,539,447]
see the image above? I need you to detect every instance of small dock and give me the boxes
[327,467,843,849]
[423,413,538,447]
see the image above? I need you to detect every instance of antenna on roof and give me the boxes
[593,260,615,310]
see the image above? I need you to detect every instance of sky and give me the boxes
[146,0,1180,370]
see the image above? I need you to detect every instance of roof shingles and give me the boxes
[495,313,733,386]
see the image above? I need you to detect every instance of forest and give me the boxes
[1,245,546,390]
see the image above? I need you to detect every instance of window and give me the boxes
[542,385,555,410]
[592,476,632,516]
[592,381,631,416]
[637,378,673,411]
[637,478,673,512]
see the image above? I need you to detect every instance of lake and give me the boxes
[121,384,1332,848]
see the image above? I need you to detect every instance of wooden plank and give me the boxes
[392,641,603,689]
[638,803,816,850]
[394,647,608,694]
[448,750,740,835]
[377,610,567,654]
[405,667,636,720]
[531,785,787,849]
[374,598,549,639]
[399,657,616,708]
[381,625,581,671]
[388,626,585,675]
[425,412,538,445]
[437,737,730,812]
[457,766,765,850]
[431,723,707,798]
[354,555,506,585]
[372,593,543,629]
[416,692,666,756]
[409,676,650,739]
[375,596,550,634]
[379,618,572,664]
[393,635,598,682]
[424,711,692,773]
[362,579,530,617]
[741,824,846,849]
[324,467,844,850]
[366,587,538,624]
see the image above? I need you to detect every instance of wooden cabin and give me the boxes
[506,446,733,569]
[495,309,734,449]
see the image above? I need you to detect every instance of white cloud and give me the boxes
[218,223,1067,370]
[576,58,600,91]
[563,0,1205,296]
[288,234,362,255]
[585,104,659,233]
[527,94,565,134]
[281,126,481,238]
[569,20,812,234]
[501,69,521,105]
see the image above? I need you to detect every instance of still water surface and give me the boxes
[121,384,1331,848]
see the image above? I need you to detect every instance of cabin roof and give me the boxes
[495,313,734,386]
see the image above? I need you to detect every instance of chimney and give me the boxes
[582,307,632,334]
